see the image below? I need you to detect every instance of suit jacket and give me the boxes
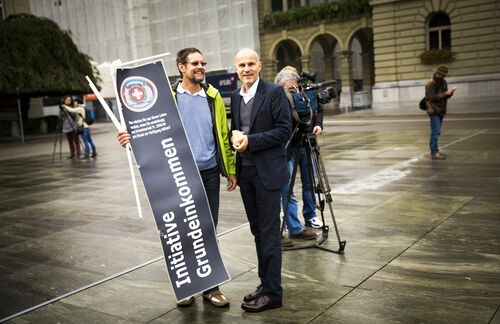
[230,79,292,190]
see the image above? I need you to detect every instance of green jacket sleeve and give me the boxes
[214,92,236,175]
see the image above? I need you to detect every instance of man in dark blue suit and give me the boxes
[230,48,291,312]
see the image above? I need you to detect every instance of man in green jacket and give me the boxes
[118,47,236,308]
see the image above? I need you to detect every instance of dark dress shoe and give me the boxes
[243,284,263,302]
[241,295,282,312]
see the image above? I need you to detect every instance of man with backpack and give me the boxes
[425,65,456,160]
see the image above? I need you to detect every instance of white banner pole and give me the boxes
[110,62,144,218]
[16,87,25,143]
[85,74,143,219]
[119,52,170,67]
[85,76,121,131]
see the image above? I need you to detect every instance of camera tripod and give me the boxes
[281,123,346,254]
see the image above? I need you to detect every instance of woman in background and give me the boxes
[60,96,81,159]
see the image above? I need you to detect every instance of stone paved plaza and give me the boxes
[1,113,499,323]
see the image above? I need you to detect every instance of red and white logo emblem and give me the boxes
[120,77,158,112]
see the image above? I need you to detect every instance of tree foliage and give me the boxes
[0,14,100,96]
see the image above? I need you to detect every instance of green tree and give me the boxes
[0,13,100,109]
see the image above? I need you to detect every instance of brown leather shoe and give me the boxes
[431,152,446,160]
[281,235,293,247]
[241,295,282,312]
[290,229,317,240]
[243,284,263,302]
[202,289,229,307]
[176,296,194,307]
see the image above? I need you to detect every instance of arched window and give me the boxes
[428,12,451,50]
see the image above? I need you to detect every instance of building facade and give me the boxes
[257,0,500,110]
[0,0,30,21]
[370,0,500,108]
[29,0,260,78]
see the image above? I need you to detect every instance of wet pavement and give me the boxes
[1,111,500,323]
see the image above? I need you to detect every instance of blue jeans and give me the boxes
[295,146,317,222]
[429,114,443,154]
[280,160,303,235]
[280,147,317,234]
[81,128,96,155]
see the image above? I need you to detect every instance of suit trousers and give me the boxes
[239,165,283,300]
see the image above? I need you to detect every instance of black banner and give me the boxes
[116,61,230,301]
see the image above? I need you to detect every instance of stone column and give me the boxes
[339,50,354,111]
[323,54,335,81]
[362,52,372,90]
[261,59,278,82]
[299,55,311,75]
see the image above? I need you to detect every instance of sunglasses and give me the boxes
[186,61,207,67]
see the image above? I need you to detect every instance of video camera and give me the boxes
[298,71,337,105]
[286,71,337,125]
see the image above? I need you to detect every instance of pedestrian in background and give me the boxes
[60,96,81,159]
[426,64,456,160]
[74,99,97,159]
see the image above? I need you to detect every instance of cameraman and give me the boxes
[275,68,323,244]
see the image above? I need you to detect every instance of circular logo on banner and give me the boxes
[120,76,158,112]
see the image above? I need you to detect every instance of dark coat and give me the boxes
[426,74,453,117]
[230,79,292,190]
[288,100,324,151]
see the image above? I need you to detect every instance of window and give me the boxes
[428,12,451,50]
[271,0,311,11]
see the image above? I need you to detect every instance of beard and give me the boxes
[187,70,204,84]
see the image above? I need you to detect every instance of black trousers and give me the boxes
[200,166,220,227]
[239,165,283,300]
[200,166,221,294]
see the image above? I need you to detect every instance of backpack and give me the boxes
[291,90,318,116]
[419,97,426,110]
[84,108,95,125]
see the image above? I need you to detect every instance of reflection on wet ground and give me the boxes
[1,116,499,323]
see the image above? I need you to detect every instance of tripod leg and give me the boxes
[51,131,58,163]
[306,134,346,253]
[59,132,63,160]
[312,141,346,253]
[303,142,321,221]
[52,117,64,163]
